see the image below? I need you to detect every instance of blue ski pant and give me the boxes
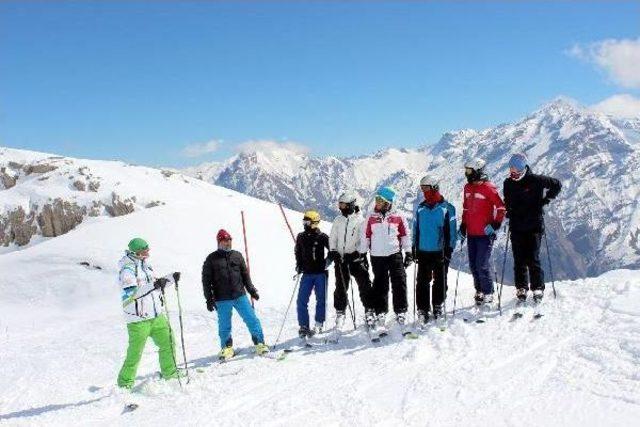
[216,295,265,349]
[297,273,327,328]
[467,236,495,295]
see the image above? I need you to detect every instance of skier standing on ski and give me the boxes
[503,153,562,304]
[117,237,182,389]
[458,159,506,307]
[360,187,412,334]
[328,192,374,329]
[413,175,457,326]
[202,229,268,361]
[295,210,330,338]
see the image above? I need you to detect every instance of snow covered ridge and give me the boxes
[0,147,196,249]
[186,98,640,280]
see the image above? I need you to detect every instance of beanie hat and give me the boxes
[376,186,396,204]
[217,229,232,242]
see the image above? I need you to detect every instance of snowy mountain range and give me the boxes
[185,98,640,280]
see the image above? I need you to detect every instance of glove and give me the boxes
[458,224,467,241]
[248,288,260,301]
[403,252,414,268]
[153,277,169,290]
[352,251,365,263]
[491,222,501,231]
[411,247,418,265]
[484,224,496,236]
[445,247,453,262]
[328,250,341,263]
[295,265,302,274]
[172,272,181,282]
[206,299,216,312]
[542,197,551,206]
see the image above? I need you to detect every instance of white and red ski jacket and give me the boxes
[360,211,412,257]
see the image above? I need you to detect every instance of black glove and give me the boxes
[206,299,216,312]
[248,288,260,301]
[542,197,551,206]
[403,252,414,268]
[352,251,365,263]
[172,272,181,282]
[445,247,453,262]
[328,250,341,263]
[491,222,502,232]
[295,265,302,274]
[153,277,169,290]
[458,223,467,240]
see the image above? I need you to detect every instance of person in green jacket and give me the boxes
[117,237,181,389]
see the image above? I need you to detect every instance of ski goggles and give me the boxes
[303,219,320,226]
[464,167,475,176]
[420,184,439,192]
[375,195,390,204]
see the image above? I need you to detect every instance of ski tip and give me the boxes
[122,403,139,414]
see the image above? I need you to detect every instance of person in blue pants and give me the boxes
[295,210,330,338]
[202,229,268,360]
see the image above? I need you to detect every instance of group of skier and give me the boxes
[115,152,561,388]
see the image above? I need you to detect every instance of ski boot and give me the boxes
[334,310,346,330]
[255,343,270,356]
[416,310,429,329]
[298,326,315,338]
[375,313,388,337]
[474,291,485,306]
[396,312,407,326]
[365,309,376,329]
[433,304,444,319]
[218,346,235,361]
[516,287,528,302]
[314,321,324,335]
[532,289,544,304]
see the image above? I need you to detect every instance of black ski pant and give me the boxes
[416,251,448,312]
[334,252,373,312]
[370,252,408,315]
[510,231,544,291]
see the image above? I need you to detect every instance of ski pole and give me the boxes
[161,288,183,389]
[173,279,190,383]
[452,239,465,316]
[442,249,448,322]
[273,273,302,351]
[335,257,357,330]
[497,226,510,316]
[278,203,296,243]
[412,259,417,325]
[542,216,557,299]
[241,211,255,308]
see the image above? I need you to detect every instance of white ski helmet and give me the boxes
[338,191,358,205]
[419,174,439,190]
[464,158,486,172]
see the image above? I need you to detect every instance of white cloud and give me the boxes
[235,140,311,156]
[569,38,640,88]
[592,94,640,118]
[182,140,221,158]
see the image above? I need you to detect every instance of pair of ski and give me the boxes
[371,323,419,342]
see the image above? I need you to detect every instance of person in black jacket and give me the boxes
[202,229,268,360]
[503,153,562,304]
[295,210,330,338]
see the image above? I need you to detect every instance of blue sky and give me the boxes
[1,1,638,167]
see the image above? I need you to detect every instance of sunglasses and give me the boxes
[465,167,474,176]
[420,185,438,192]
[375,196,389,203]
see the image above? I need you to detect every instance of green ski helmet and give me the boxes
[128,237,149,253]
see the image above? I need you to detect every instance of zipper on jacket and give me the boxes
[342,217,350,254]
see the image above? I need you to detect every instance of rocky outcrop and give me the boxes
[0,207,37,246]
[105,193,136,217]
[37,199,86,238]
[1,167,17,189]
[72,180,86,191]
[88,180,100,192]
[24,163,58,175]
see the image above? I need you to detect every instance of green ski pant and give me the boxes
[117,314,178,388]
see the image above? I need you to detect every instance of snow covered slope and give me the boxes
[187,98,640,280]
[0,151,639,425]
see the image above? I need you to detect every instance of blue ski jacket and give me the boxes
[412,199,457,253]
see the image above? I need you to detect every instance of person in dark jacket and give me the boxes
[503,153,562,304]
[202,229,268,360]
[295,210,330,338]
